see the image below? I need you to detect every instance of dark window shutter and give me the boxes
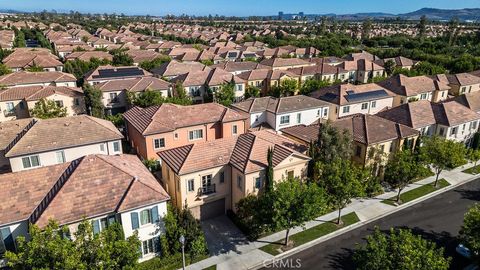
[0,227,14,252]
[131,212,139,230]
[151,206,159,223]
[92,220,100,234]
[154,237,161,254]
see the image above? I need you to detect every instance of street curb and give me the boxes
[249,173,479,270]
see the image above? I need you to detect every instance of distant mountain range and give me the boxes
[284,8,480,21]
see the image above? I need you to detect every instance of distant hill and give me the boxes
[399,8,480,21]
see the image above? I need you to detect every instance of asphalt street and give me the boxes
[264,177,480,270]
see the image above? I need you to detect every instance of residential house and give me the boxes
[0,154,169,263]
[95,77,170,115]
[3,48,63,72]
[288,64,349,84]
[211,62,269,76]
[0,86,85,122]
[151,60,210,81]
[432,73,480,96]
[452,92,480,113]
[310,83,394,120]
[123,103,249,161]
[259,58,314,71]
[84,65,152,85]
[375,56,417,70]
[231,95,330,131]
[339,59,385,84]
[158,130,310,220]
[64,51,113,62]
[0,115,123,172]
[376,100,480,145]
[0,71,77,88]
[378,74,450,106]
[281,114,419,169]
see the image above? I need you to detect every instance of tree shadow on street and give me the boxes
[454,187,480,201]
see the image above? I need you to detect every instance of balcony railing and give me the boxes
[3,109,15,117]
[198,184,216,196]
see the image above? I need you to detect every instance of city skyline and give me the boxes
[0,0,479,16]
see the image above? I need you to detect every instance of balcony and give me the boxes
[198,184,216,196]
[106,98,120,106]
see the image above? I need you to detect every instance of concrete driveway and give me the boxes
[201,215,250,256]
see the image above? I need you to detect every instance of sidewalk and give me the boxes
[185,163,479,270]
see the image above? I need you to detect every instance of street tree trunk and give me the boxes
[434,169,442,187]
[396,187,403,203]
[284,228,290,246]
[337,207,343,225]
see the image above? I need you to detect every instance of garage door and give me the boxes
[200,198,225,220]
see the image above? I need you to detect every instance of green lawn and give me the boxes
[463,164,480,175]
[137,253,209,270]
[382,179,450,206]
[259,212,360,256]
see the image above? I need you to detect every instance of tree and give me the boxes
[383,150,421,203]
[417,15,427,39]
[215,82,236,107]
[30,98,68,119]
[467,148,480,167]
[83,84,105,118]
[383,59,396,76]
[112,51,134,66]
[265,147,274,193]
[5,220,81,270]
[26,65,44,72]
[317,159,365,224]
[139,55,171,71]
[5,219,141,270]
[361,19,372,40]
[460,204,480,265]
[314,121,352,164]
[129,89,164,107]
[353,227,451,270]
[420,136,466,187]
[299,78,331,95]
[271,79,298,97]
[244,85,260,99]
[0,63,11,76]
[269,178,327,245]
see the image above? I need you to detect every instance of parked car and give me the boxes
[457,244,472,259]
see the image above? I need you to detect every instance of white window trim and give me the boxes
[189,129,204,141]
[153,138,165,150]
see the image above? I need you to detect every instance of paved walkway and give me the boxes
[186,163,479,270]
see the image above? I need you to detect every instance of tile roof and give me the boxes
[259,58,313,68]
[0,118,33,150]
[123,103,248,135]
[65,51,113,62]
[84,65,152,82]
[433,73,480,86]
[282,114,419,145]
[310,83,394,105]
[158,130,309,175]
[231,95,329,114]
[432,101,480,127]
[95,77,170,92]
[3,115,123,157]
[0,85,83,101]
[0,154,169,227]
[378,74,450,97]
[452,92,480,113]
[376,100,436,129]
[0,71,76,87]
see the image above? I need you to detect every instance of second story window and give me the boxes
[355,145,362,157]
[55,100,64,108]
[237,175,242,189]
[220,171,225,183]
[255,177,262,190]
[451,127,457,136]
[296,113,301,124]
[113,141,120,152]
[100,143,105,152]
[471,121,478,130]
[140,209,152,225]
[361,103,368,110]
[342,106,350,114]
[371,101,377,108]
[420,93,428,100]
[22,155,40,169]
[56,151,65,164]
[0,227,15,254]
[280,115,290,125]
[189,129,203,141]
[232,125,238,135]
[109,93,118,102]
[6,102,14,112]
[153,138,165,149]
[187,179,194,192]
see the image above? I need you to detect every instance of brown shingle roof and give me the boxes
[310,83,394,106]
[0,154,169,227]
[0,118,33,150]
[232,95,329,114]
[376,100,436,129]
[0,71,76,87]
[432,101,480,127]
[123,103,248,135]
[378,74,450,97]
[158,130,308,175]
[0,85,83,101]
[452,92,480,113]
[4,115,123,157]
[95,77,170,92]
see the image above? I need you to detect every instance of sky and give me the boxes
[0,0,479,17]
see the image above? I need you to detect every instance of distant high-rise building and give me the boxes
[278,11,284,20]
[299,12,304,17]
